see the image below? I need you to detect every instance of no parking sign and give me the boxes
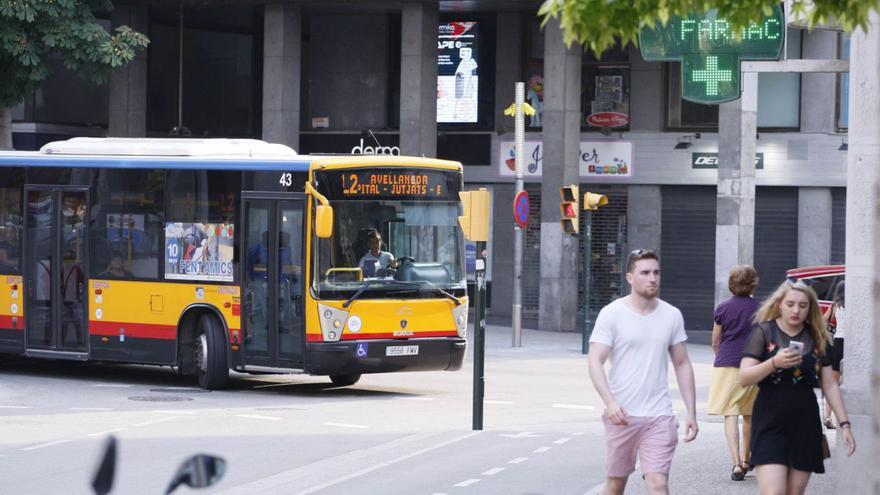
[513,191,529,228]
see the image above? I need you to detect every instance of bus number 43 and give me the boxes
[279,172,293,187]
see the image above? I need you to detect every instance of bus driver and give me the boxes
[359,230,397,278]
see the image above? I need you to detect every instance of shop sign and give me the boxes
[499,141,633,178]
[692,152,764,169]
[586,112,629,128]
[437,21,479,123]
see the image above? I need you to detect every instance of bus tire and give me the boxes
[329,373,361,386]
[195,314,228,390]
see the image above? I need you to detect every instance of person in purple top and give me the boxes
[708,265,761,481]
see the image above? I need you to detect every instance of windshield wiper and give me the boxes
[342,279,397,308]
[341,280,463,308]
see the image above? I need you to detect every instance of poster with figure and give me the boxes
[164,222,235,282]
[437,21,479,123]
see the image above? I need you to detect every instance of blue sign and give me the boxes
[513,191,529,228]
[356,343,369,358]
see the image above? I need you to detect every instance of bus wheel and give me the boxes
[194,314,228,390]
[329,374,361,386]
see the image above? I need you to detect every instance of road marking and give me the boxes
[508,457,528,464]
[553,437,572,444]
[482,467,505,475]
[454,479,480,487]
[20,439,72,451]
[133,416,177,427]
[534,446,551,453]
[552,403,596,410]
[572,431,586,436]
[71,407,113,411]
[237,414,282,421]
[93,384,133,388]
[0,405,31,409]
[88,428,127,437]
[499,431,540,439]
[152,410,198,415]
[322,422,368,429]
[289,431,481,495]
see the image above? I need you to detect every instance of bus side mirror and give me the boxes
[315,205,334,238]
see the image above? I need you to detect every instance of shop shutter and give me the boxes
[522,184,542,316]
[577,186,629,320]
[754,187,799,301]
[831,187,846,265]
[661,186,716,331]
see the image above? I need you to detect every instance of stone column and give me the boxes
[399,2,437,157]
[538,19,581,333]
[627,186,662,254]
[494,13,522,131]
[715,73,757,307]
[837,12,879,493]
[262,4,302,150]
[800,30,839,133]
[109,4,148,137]
[797,187,832,267]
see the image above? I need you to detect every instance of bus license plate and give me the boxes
[386,345,419,356]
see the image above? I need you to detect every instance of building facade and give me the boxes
[10,1,850,332]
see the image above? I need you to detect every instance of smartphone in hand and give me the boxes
[788,340,805,354]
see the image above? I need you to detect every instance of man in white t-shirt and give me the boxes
[588,249,698,495]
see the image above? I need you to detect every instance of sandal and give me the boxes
[825,417,836,429]
[731,464,745,481]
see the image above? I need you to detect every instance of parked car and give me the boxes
[785,265,845,313]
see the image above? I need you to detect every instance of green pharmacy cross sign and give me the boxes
[639,6,784,104]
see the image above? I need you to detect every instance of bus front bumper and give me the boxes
[306,338,466,376]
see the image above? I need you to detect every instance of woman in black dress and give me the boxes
[739,280,855,495]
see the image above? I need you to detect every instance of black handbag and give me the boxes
[820,434,831,459]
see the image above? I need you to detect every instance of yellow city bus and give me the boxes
[0,138,468,389]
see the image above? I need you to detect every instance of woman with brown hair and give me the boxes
[739,281,855,495]
[708,265,760,481]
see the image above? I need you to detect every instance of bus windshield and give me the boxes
[314,199,466,299]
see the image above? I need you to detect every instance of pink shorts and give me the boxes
[602,414,678,478]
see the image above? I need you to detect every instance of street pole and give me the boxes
[472,244,487,430]
[582,210,592,355]
[512,82,524,348]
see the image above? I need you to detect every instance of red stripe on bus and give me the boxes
[89,321,177,340]
[0,315,21,330]
[341,331,458,340]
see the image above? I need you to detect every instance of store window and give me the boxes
[91,170,165,280]
[838,33,850,130]
[667,28,802,130]
[581,46,630,131]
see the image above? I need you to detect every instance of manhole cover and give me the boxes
[128,396,194,402]
[150,387,210,394]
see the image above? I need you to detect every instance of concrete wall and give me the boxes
[629,47,664,131]
[627,185,662,254]
[801,30,839,133]
[797,187,832,266]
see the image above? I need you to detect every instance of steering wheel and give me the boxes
[396,256,415,266]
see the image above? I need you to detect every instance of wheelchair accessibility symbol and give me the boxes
[356,343,368,358]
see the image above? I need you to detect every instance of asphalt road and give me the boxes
[0,324,838,494]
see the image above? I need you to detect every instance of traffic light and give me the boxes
[559,185,579,235]
[458,188,490,241]
[583,192,608,211]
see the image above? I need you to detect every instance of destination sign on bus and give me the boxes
[317,169,461,201]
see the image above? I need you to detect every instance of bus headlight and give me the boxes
[346,315,362,333]
[318,304,348,342]
[452,303,468,338]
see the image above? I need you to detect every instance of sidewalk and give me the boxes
[479,322,838,494]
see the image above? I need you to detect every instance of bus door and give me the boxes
[241,195,305,368]
[23,187,89,356]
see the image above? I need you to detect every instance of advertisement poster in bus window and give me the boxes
[164,223,234,282]
[437,21,479,123]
